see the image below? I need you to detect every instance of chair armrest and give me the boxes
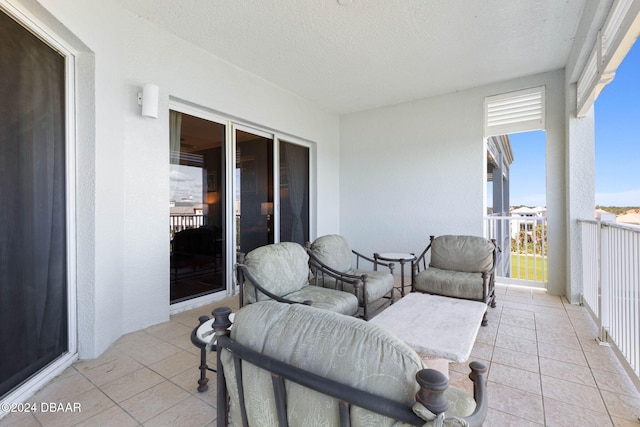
[352,249,395,273]
[237,263,313,307]
[307,250,365,286]
[415,362,488,426]
[412,235,435,274]
[482,239,501,277]
[306,249,366,304]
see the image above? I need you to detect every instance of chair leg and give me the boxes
[197,346,209,392]
[490,293,497,308]
[481,311,488,327]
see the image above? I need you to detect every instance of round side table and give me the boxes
[374,252,416,297]
[191,312,235,392]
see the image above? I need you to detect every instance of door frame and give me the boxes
[0,1,78,407]
[167,100,316,313]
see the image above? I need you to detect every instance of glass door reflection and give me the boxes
[169,112,226,304]
[235,129,274,254]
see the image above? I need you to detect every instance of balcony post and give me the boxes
[598,222,610,344]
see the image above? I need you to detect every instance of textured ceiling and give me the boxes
[118,0,587,114]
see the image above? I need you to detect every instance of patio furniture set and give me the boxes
[192,234,499,426]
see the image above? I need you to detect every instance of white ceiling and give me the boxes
[119,0,588,114]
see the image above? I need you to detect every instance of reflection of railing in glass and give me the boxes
[170,214,204,239]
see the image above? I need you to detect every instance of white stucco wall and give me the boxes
[8,0,605,363]
[339,70,568,297]
[16,0,341,358]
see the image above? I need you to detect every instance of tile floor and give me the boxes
[1,284,640,426]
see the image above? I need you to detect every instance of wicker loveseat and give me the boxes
[213,301,488,426]
[412,235,499,326]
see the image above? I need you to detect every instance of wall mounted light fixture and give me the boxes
[137,83,159,118]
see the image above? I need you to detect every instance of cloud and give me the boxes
[595,189,640,206]
[169,169,195,182]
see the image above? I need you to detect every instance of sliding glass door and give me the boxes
[169,109,312,302]
[235,129,274,254]
[0,11,68,398]
[279,140,310,245]
[169,111,226,304]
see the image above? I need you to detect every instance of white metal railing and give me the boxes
[579,219,640,379]
[170,214,204,239]
[486,215,547,288]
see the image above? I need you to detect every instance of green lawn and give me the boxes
[510,253,548,282]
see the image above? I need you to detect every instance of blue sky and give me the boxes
[507,40,640,208]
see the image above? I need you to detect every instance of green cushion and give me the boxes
[414,267,485,300]
[430,235,494,273]
[243,242,309,303]
[221,301,425,426]
[286,285,358,316]
[309,234,352,273]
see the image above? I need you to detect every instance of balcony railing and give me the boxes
[170,214,204,239]
[579,219,640,380]
[486,215,547,288]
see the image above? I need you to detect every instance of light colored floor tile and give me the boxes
[126,340,184,366]
[4,287,640,427]
[536,329,582,350]
[149,351,200,379]
[33,388,115,427]
[0,411,40,427]
[115,330,164,350]
[584,348,628,375]
[484,408,543,426]
[170,329,199,352]
[145,321,193,342]
[31,370,96,403]
[538,356,597,387]
[494,332,538,355]
[75,349,144,387]
[100,367,165,403]
[72,405,138,427]
[474,324,498,345]
[487,382,544,424]
[600,390,640,423]
[611,415,640,426]
[489,362,541,394]
[579,336,610,353]
[538,341,588,366]
[535,320,575,335]
[501,300,536,313]
[592,368,640,397]
[499,313,536,330]
[144,395,215,426]
[491,347,539,373]
[541,375,607,413]
[496,323,538,341]
[502,306,535,320]
[470,341,494,361]
[119,380,190,423]
[543,396,613,427]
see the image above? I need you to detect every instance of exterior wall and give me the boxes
[17,0,341,358]
[565,101,596,304]
[339,70,568,296]
[10,0,610,361]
